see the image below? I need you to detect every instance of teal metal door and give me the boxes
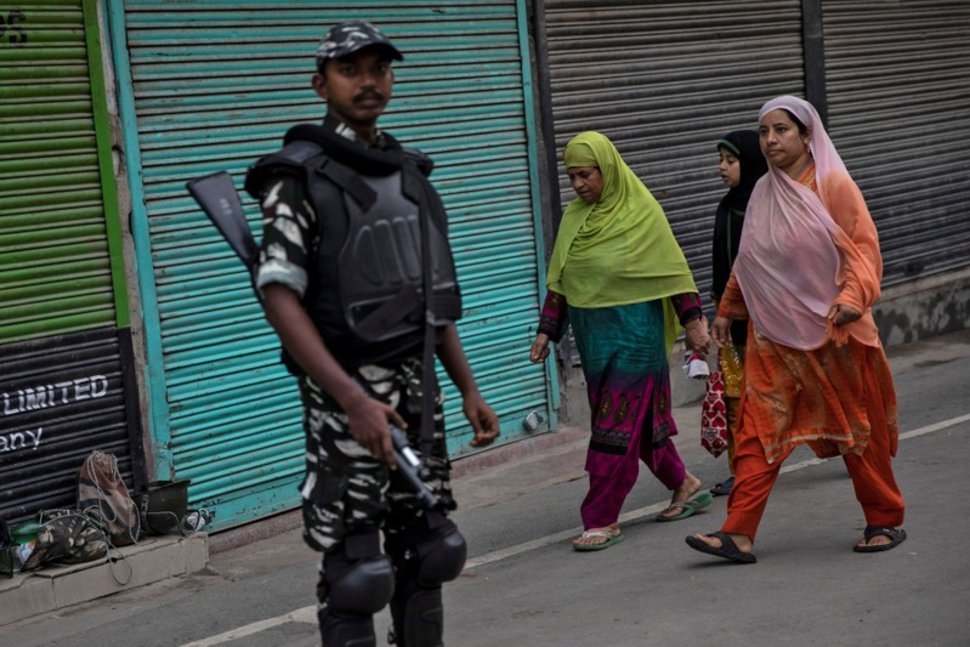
[110,0,554,529]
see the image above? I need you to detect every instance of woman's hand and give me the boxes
[711,316,733,348]
[530,333,551,363]
[684,317,711,359]
[828,304,862,326]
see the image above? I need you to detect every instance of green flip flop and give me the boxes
[656,491,714,522]
[573,530,625,552]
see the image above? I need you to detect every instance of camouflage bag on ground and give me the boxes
[21,509,107,571]
[77,450,140,547]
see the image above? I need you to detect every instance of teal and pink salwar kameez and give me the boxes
[538,289,703,529]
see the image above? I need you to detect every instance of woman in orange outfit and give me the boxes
[685,95,906,563]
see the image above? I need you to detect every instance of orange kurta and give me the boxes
[717,165,898,464]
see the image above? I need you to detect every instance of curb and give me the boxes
[0,533,208,627]
[449,425,588,479]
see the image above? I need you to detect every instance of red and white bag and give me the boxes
[700,371,729,457]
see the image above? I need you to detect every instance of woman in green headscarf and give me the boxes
[530,131,712,551]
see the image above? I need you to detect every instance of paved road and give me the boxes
[4,331,970,647]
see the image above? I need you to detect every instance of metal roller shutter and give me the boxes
[112,1,552,529]
[0,2,138,523]
[543,1,805,295]
[0,329,140,522]
[0,0,126,342]
[822,0,970,283]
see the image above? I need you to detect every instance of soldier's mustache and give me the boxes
[354,91,384,103]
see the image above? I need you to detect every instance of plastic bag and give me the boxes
[719,346,744,398]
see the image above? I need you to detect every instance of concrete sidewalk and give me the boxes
[1,533,208,626]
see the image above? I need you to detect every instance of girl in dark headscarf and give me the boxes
[708,130,768,497]
[712,131,768,307]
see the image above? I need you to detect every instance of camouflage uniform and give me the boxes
[297,360,456,555]
[254,21,470,645]
[255,117,458,634]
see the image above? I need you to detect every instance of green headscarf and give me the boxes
[547,131,698,350]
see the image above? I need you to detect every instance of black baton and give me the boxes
[391,426,441,510]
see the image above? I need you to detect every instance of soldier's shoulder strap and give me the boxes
[401,146,434,177]
[244,139,326,200]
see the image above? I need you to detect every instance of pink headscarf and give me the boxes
[733,96,859,350]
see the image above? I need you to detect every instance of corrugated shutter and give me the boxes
[0,2,139,523]
[543,1,805,296]
[0,1,119,342]
[115,1,550,529]
[0,329,138,523]
[822,0,970,283]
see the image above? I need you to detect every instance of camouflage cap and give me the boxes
[316,20,403,63]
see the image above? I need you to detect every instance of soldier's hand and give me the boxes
[343,394,406,469]
[463,392,500,448]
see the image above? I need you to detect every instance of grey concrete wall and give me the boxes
[875,266,970,347]
[555,265,970,427]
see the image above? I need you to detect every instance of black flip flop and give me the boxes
[685,530,757,563]
[853,526,907,553]
[709,476,734,497]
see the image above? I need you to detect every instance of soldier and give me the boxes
[244,21,500,646]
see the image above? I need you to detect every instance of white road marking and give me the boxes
[897,412,970,440]
[181,412,969,646]
[179,605,316,646]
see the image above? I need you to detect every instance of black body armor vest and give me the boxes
[245,124,462,371]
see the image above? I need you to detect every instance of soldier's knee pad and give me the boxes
[326,555,395,616]
[322,530,395,616]
[415,520,466,585]
[385,514,466,646]
[385,513,467,587]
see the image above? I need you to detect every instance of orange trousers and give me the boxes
[725,396,740,475]
[722,393,904,541]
